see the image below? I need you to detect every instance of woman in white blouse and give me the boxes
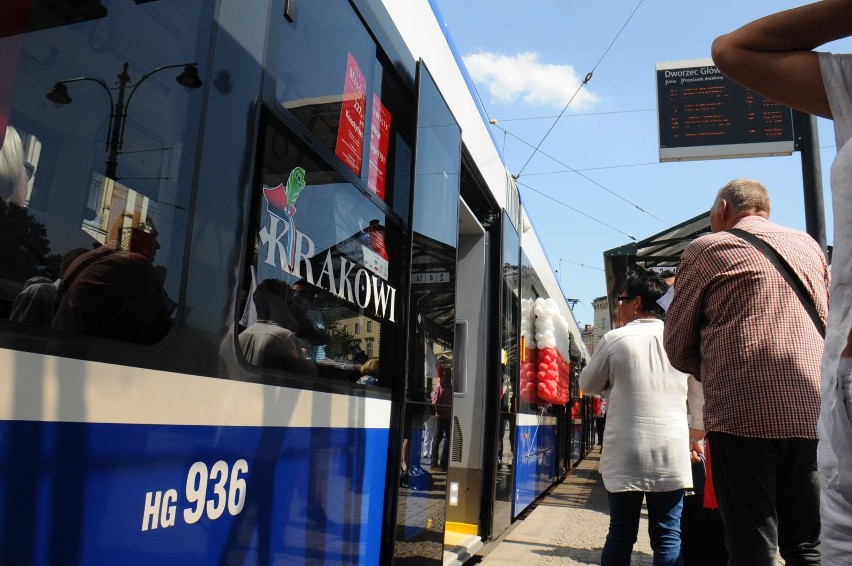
[580,270,693,566]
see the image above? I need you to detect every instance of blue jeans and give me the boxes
[602,490,685,566]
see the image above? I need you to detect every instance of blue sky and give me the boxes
[431,0,852,328]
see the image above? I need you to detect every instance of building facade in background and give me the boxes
[582,296,611,354]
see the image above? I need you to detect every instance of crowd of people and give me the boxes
[577,2,852,563]
[582,177,838,565]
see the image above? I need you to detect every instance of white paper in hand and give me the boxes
[657,285,674,312]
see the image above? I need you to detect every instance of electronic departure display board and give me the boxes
[656,58,795,162]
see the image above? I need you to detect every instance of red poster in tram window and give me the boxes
[367,94,391,201]
[335,52,367,176]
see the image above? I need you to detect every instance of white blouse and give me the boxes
[580,318,693,493]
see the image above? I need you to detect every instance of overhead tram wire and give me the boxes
[493,123,668,224]
[524,161,661,175]
[498,108,655,122]
[559,258,605,272]
[516,180,637,241]
[514,0,646,179]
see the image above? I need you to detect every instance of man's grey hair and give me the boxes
[716,178,771,215]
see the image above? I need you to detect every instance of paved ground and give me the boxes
[475,449,785,566]
[476,449,654,566]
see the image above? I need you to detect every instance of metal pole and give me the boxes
[106,62,131,180]
[796,109,828,255]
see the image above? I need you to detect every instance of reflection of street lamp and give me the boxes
[47,61,203,180]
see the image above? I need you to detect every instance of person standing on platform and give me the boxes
[592,394,606,449]
[711,6,852,559]
[664,179,829,566]
[581,269,693,566]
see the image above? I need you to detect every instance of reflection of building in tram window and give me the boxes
[0,126,29,206]
[239,278,317,376]
[51,246,172,344]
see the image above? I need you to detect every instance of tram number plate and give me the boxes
[141,459,249,531]
[412,272,449,284]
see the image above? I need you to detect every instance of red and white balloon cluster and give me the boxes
[519,297,571,404]
[532,298,569,404]
[519,297,539,402]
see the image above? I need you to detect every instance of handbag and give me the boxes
[728,228,825,338]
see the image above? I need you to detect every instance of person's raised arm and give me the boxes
[712,0,852,119]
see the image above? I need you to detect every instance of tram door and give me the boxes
[444,198,490,550]
[491,214,520,536]
[393,61,461,566]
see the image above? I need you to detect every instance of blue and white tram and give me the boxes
[0,0,589,564]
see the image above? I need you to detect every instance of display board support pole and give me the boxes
[795,110,828,257]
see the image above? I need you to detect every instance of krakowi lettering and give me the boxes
[258,216,397,322]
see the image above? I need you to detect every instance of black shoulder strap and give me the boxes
[728,228,825,338]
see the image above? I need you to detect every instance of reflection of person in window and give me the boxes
[357,356,379,385]
[290,278,328,362]
[10,248,88,326]
[239,278,317,376]
[430,365,452,471]
[498,372,514,467]
[51,246,172,344]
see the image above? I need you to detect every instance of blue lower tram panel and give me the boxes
[0,420,389,565]
[512,422,557,517]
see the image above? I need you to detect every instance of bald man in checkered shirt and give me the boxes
[664,179,830,566]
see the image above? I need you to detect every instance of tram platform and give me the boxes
[470,449,653,566]
[466,450,787,566]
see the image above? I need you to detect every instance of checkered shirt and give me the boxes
[664,216,829,439]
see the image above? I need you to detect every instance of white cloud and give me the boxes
[462,51,598,109]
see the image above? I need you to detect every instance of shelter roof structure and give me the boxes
[602,211,710,327]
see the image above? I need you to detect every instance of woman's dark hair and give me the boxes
[622,269,667,319]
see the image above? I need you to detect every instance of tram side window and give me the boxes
[272,0,414,220]
[238,112,403,385]
[0,2,213,344]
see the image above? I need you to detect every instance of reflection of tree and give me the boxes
[0,201,59,281]
[323,319,360,359]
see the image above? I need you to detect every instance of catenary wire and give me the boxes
[515,0,646,178]
[517,180,637,241]
[495,123,668,224]
[499,108,655,122]
[558,258,605,272]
